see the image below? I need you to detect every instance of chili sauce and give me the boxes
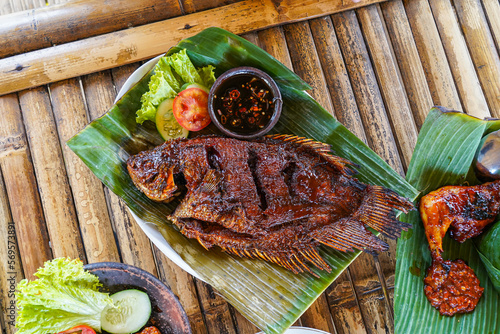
[213,75,275,135]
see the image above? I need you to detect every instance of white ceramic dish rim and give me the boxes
[115,54,202,280]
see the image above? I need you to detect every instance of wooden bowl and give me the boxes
[208,66,282,139]
[84,262,191,334]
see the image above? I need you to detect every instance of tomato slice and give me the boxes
[172,87,211,131]
[57,325,96,334]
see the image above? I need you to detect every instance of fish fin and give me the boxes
[265,134,358,175]
[354,185,414,239]
[298,245,331,272]
[356,185,414,239]
[311,218,389,252]
[200,169,223,194]
[173,169,222,217]
[168,216,214,249]
[222,243,329,276]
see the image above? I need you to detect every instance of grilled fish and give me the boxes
[127,134,414,274]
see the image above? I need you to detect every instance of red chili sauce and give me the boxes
[424,259,483,316]
[136,327,161,334]
[213,75,275,134]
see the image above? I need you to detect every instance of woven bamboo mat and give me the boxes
[0,0,499,333]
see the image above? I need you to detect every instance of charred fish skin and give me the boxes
[127,134,414,274]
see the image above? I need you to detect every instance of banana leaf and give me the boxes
[68,27,418,334]
[395,107,500,333]
[478,220,500,293]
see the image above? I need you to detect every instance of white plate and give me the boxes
[115,55,202,281]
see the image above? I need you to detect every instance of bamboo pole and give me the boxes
[453,0,500,118]
[304,17,369,334]
[82,69,158,274]
[356,4,418,170]
[0,0,182,58]
[49,78,120,263]
[379,0,433,129]
[332,10,409,332]
[154,248,209,334]
[0,168,24,334]
[18,87,87,260]
[0,0,385,96]
[281,21,338,334]
[283,21,336,115]
[428,0,490,118]
[0,94,52,277]
[402,0,462,111]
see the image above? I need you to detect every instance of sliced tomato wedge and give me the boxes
[57,325,96,334]
[172,87,211,131]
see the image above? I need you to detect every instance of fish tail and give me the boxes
[355,185,414,239]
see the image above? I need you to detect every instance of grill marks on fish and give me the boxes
[247,149,268,212]
[127,134,414,275]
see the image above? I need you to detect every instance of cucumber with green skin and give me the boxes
[180,83,209,93]
[155,98,189,140]
[101,289,152,334]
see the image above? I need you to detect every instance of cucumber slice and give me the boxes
[180,83,209,93]
[155,98,189,140]
[101,289,152,334]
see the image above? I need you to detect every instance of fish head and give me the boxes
[127,141,182,202]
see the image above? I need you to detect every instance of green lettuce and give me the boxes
[136,49,216,124]
[198,65,216,88]
[16,258,113,334]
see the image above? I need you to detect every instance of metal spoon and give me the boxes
[475,130,500,180]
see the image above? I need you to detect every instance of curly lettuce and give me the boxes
[15,258,113,334]
[136,49,216,124]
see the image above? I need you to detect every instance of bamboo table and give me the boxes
[0,0,499,333]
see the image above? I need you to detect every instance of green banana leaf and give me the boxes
[68,27,418,334]
[478,220,500,293]
[395,107,500,333]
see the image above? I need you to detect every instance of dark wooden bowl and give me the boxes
[84,262,191,334]
[208,66,282,139]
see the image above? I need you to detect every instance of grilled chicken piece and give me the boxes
[128,134,414,274]
[419,181,500,316]
[420,181,500,260]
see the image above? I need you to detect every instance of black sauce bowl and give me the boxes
[208,67,282,139]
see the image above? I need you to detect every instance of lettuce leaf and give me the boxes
[136,49,216,124]
[168,49,203,85]
[198,65,216,88]
[15,258,113,334]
